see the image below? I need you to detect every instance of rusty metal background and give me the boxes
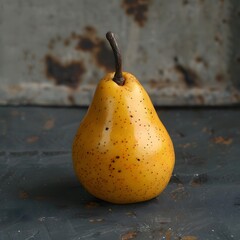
[0,0,240,106]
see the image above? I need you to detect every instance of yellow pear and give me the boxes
[72,32,175,204]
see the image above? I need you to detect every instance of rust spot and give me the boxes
[76,37,96,51]
[214,34,222,45]
[222,18,228,24]
[179,143,191,149]
[176,131,185,138]
[158,69,164,75]
[75,26,98,52]
[11,110,20,117]
[149,78,169,89]
[71,31,79,39]
[202,127,214,135]
[85,26,96,33]
[182,0,189,5]
[45,55,86,89]
[195,56,208,68]
[121,231,137,240]
[75,27,114,72]
[197,95,204,104]
[190,173,208,186]
[212,136,233,145]
[43,118,55,130]
[19,191,29,199]
[64,39,71,46]
[215,73,224,82]
[85,201,99,208]
[236,57,240,63]
[233,92,240,101]
[122,0,150,27]
[171,186,188,200]
[149,79,158,88]
[195,56,203,63]
[174,61,199,87]
[26,136,39,143]
[9,84,23,94]
[126,211,137,217]
[68,95,76,104]
[165,229,171,240]
[181,236,198,240]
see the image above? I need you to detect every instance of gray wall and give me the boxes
[0,0,240,106]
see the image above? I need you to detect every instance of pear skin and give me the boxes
[72,71,175,204]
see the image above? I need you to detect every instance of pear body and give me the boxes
[72,72,175,204]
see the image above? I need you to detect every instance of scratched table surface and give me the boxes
[0,106,239,240]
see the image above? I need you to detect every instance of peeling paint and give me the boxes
[74,27,114,72]
[45,55,86,89]
[122,0,150,27]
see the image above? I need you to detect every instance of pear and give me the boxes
[72,32,175,204]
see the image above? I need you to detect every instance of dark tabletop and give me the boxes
[0,106,239,240]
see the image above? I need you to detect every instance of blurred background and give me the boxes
[0,0,240,106]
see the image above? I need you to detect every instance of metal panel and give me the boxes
[0,0,240,106]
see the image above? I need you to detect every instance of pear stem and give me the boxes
[106,32,125,86]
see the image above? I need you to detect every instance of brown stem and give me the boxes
[106,32,125,86]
